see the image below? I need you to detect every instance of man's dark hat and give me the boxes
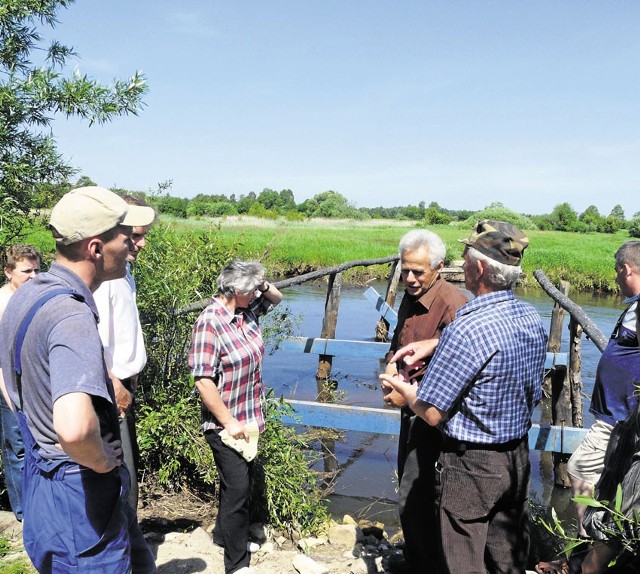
[459,220,529,266]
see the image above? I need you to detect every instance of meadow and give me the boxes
[155,216,626,293]
[23,214,628,292]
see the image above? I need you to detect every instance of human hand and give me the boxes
[112,377,133,417]
[382,385,409,408]
[224,418,249,442]
[388,339,439,368]
[94,432,123,473]
[379,371,417,409]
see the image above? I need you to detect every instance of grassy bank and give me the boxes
[22,214,628,292]
[165,216,627,292]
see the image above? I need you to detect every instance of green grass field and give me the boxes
[22,214,630,292]
[161,215,628,292]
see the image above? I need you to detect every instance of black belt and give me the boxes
[442,434,526,454]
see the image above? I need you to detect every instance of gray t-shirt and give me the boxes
[0,262,119,461]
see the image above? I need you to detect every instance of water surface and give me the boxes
[262,281,626,525]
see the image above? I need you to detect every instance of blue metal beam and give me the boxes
[281,399,588,453]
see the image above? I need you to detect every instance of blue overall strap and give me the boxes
[14,288,85,378]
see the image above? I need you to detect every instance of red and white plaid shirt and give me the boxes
[189,297,268,432]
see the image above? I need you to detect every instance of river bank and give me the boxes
[1,506,547,574]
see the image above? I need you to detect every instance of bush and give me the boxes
[251,393,329,536]
[424,206,452,225]
[285,210,305,222]
[459,203,538,230]
[153,196,188,218]
[628,217,640,238]
[187,200,238,218]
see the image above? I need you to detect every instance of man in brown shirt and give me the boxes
[383,229,467,573]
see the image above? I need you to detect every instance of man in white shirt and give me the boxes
[94,195,154,511]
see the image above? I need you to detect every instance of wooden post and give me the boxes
[376,260,401,342]
[316,272,342,476]
[316,272,342,391]
[548,281,571,487]
[548,281,570,352]
[569,317,584,428]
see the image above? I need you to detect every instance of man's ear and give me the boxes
[86,238,103,260]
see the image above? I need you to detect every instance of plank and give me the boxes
[281,337,567,368]
[363,287,398,329]
[281,399,588,453]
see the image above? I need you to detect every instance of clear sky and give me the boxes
[49,1,639,216]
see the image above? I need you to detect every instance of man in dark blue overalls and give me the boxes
[0,186,156,573]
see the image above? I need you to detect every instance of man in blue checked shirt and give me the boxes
[381,220,547,574]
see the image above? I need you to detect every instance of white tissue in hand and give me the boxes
[219,422,259,461]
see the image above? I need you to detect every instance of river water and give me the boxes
[261,281,626,525]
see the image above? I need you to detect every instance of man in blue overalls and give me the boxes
[0,186,156,573]
[536,241,640,574]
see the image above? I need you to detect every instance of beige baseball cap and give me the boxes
[49,186,156,245]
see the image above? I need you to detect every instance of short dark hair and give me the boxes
[3,244,41,270]
[615,241,640,271]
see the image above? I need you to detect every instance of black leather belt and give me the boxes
[442,434,526,454]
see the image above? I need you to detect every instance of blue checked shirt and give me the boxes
[416,290,547,443]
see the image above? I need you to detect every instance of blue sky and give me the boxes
[50,1,639,216]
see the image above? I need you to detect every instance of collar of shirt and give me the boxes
[209,297,238,325]
[455,289,514,319]
[405,274,445,311]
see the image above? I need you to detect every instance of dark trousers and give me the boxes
[397,409,443,573]
[120,403,139,511]
[205,429,251,574]
[435,439,531,574]
[0,392,24,520]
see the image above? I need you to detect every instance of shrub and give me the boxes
[628,217,640,238]
[459,202,538,230]
[251,393,329,536]
[285,210,305,222]
[153,196,188,218]
[424,206,452,225]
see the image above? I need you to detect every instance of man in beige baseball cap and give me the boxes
[49,185,155,246]
[0,186,157,572]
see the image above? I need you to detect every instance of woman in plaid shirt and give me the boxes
[189,260,282,574]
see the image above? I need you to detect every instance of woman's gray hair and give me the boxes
[398,229,446,269]
[466,247,522,290]
[217,260,265,298]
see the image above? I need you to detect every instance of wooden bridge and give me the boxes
[279,287,586,455]
[261,256,610,483]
